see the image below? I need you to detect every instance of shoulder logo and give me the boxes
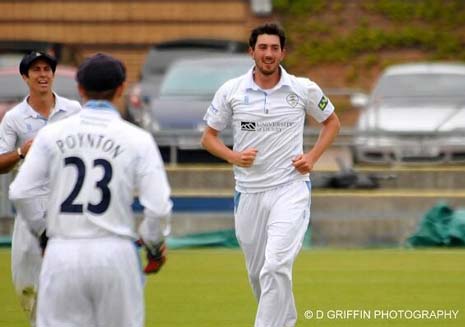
[241,121,256,131]
[286,93,299,108]
[208,104,219,114]
[318,96,328,111]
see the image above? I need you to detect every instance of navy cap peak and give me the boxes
[19,51,57,76]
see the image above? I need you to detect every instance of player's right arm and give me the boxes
[201,81,257,167]
[0,113,33,174]
[0,139,33,174]
[201,126,257,167]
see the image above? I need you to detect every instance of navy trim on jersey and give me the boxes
[305,180,311,191]
[234,191,241,213]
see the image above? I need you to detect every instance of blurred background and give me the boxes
[1,0,465,249]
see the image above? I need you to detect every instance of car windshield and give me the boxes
[373,73,465,101]
[159,58,252,97]
[0,72,80,100]
[143,49,236,77]
[141,40,248,78]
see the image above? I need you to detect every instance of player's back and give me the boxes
[37,107,163,240]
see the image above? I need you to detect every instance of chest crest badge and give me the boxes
[286,93,299,108]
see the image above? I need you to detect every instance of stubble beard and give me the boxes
[256,62,279,76]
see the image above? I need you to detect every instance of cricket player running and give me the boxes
[0,51,81,326]
[201,23,340,327]
[9,53,172,327]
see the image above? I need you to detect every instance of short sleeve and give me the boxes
[136,134,165,178]
[135,133,172,220]
[9,128,51,201]
[203,82,233,131]
[0,112,19,154]
[299,78,335,123]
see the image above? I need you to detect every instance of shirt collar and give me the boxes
[243,65,292,92]
[53,92,73,114]
[21,92,70,119]
[83,100,120,115]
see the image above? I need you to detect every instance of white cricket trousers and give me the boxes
[11,217,43,327]
[234,181,311,327]
[37,237,144,327]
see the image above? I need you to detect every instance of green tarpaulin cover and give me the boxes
[407,203,465,247]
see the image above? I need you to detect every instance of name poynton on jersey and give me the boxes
[55,133,124,159]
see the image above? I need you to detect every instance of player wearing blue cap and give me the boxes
[9,53,172,327]
[0,51,81,326]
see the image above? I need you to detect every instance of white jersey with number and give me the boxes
[10,101,172,327]
[204,66,335,193]
[9,103,172,242]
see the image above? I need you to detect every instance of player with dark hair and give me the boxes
[0,51,81,325]
[202,23,340,327]
[9,53,172,327]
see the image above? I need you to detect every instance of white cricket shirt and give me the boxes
[204,66,335,193]
[0,93,81,154]
[9,101,172,243]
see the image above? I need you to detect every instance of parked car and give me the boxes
[352,62,465,164]
[126,38,248,126]
[142,55,253,156]
[0,66,80,121]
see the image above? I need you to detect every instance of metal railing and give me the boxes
[1,128,464,221]
[152,127,357,164]
[152,128,465,164]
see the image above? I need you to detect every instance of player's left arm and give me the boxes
[136,135,173,274]
[292,112,340,174]
[136,137,172,244]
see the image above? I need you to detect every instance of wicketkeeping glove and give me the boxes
[137,240,167,274]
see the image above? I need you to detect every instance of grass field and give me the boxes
[1,248,464,326]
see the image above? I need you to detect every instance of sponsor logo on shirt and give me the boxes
[286,93,299,107]
[318,96,329,110]
[241,121,256,131]
[241,121,295,132]
[208,104,219,114]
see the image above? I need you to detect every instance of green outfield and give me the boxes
[0,248,464,326]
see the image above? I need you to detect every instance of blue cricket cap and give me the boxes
[19,51,57,76]
[76,53,126,92]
